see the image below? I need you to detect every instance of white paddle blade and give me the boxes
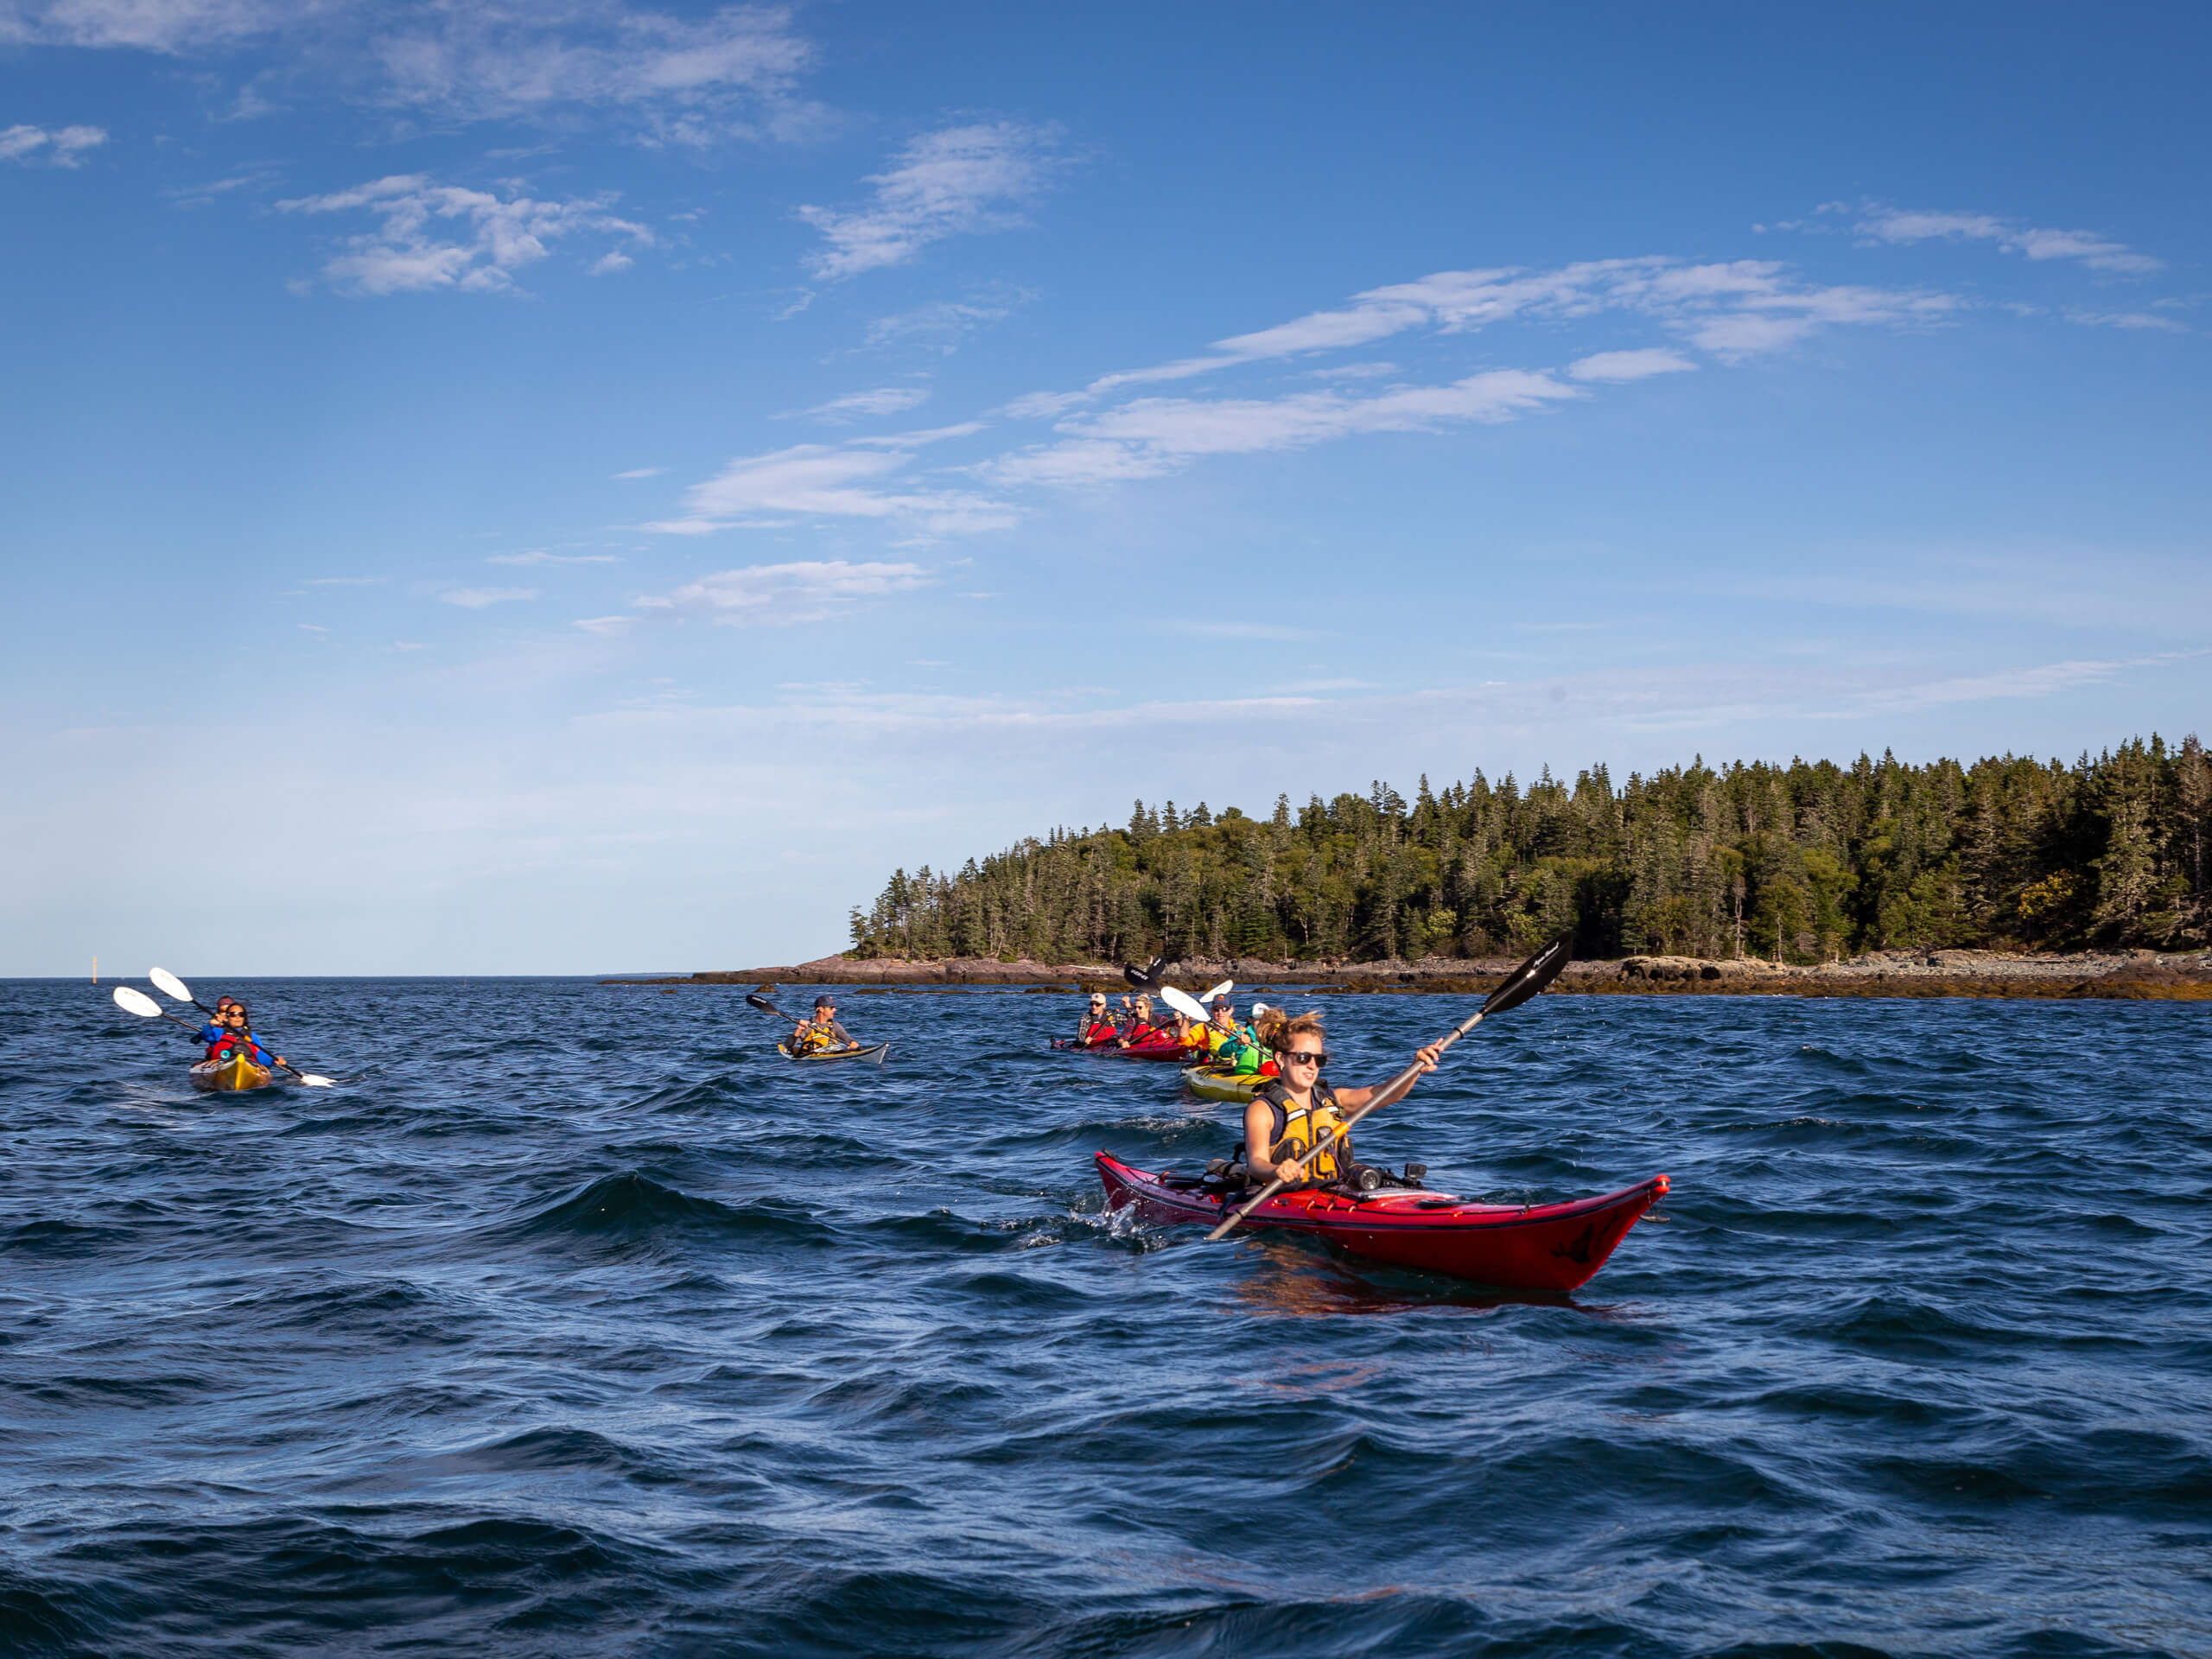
[1158,985,1210,1024]
[149,967,194,1003]
[1201,979,1233,1004]
[112,986,162,1017]
[300,1074,335,1088]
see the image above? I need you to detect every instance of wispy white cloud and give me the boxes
[0,122,107,166]
[613,466,664,479]
[785,386,931,423]
[0,2,817,139]
[278,175,652,296]
[2064,309,2187,333]
[633,559,929,625]
[1854,205,2162,275]
[305,575,382,586]
[799,123,1058,279]
[646,428,1009,537]
[1034,257,1955,410]
[1569,347,1697,382]
[986,369,1580,486]
[440,586,538,607]
[864,296,1021,354]
[486,551,620,566]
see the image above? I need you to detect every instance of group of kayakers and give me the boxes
[158,973,1446,1201]
[1075,992,1274,1075]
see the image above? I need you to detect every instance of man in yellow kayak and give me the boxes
[789,995,856,1055]
[1209,1000,1268,1076]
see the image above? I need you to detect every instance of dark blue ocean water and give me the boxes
[3,979,2207,1657]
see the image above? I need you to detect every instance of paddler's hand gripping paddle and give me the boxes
[1205,935,1573,1243]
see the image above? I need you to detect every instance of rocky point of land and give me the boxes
[604,947,2212,1000]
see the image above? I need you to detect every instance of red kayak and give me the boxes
[1052,1036,1193,1061]
[1096,1151,1667,1292]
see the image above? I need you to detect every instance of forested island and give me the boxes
[845,737,2210,966]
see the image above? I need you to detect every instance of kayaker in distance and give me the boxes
[207,1001,287,1074]
[789,995,856,1055]
[1080,993,1118,1046]
[1211,1001,1266,1076]
[1241,1013,1440,1189]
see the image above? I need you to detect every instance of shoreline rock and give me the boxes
[602,947,2212,1001]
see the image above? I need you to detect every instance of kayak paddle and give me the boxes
[746,991,798,1022]
[1156,984,1211,1024]
[1205,934,1573,1243]
[136,973,336,1086]
[1199,979,1234,1005]
[1122,956,1171,994]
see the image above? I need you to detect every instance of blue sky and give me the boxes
[3,0,2206,975]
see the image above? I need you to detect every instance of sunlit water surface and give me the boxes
[2,979,2207,1656]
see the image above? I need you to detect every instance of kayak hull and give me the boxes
[189,1053,280,1093]
[1096,1151,1666,1292]
[1051,1037,1193,1061]
[1182,1065,1265,1103]
[778,1041,890,1065]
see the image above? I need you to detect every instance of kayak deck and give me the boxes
[1096,1151,1666,1292]
[1181,1064,1267,1103]
[778,1041,890,1064]
[189,1054,282,1093]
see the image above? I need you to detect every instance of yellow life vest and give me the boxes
[1257,1078,1350,1185]
[795,1022,840,1053]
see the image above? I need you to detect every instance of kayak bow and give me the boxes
[1096,1151,1666,1292]
[189,1052,285,1093]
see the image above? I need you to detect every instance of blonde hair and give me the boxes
[1132,995,1153,1020]
[1268,1011,1325,1054]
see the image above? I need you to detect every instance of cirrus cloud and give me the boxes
[277,175,652,296]
[632,559,930,626]
[798,123,1060,280]
[0,121,107,166]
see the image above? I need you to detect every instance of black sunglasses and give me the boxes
[1283,1050,1328,1066]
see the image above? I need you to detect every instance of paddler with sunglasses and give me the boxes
[202,999,289,1075]
[1242,1012,1441,1190]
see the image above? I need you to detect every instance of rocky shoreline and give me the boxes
[607,947,2212,1001]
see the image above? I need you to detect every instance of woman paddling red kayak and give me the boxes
[1096,938,1668,1290]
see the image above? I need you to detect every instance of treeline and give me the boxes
[848,737,2212,965]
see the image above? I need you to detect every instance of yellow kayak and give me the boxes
[189,1052,281,1093]
[1182,1065,1263,1104]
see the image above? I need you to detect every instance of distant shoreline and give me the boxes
[605,948,2212,1001]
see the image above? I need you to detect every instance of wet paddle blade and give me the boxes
[299,1074,336,1088]
[112,986,162,1018]
[149,967,194,1004]
[1158,985,1209,1024]
[1480,935,1573,1018]
[1200,979,1233,1004]
[746,992,794,1021]
[1121,955,1169,993]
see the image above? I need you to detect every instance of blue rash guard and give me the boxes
[191,1022,226,1046]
